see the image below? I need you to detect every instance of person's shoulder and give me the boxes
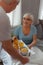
[15,25,22,30]
[17,25,22,28]
[31,25,36,30]
[31,25,37,34]
[0,7,6,14]
[0,6,9,19]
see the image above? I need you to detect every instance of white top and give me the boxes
[0,7,11,41]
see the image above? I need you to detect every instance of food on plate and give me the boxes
[12,37,24,50]
[12,36,30,56]
[19,41,24,48]
[20,47,28,56]
[13,37,19,50]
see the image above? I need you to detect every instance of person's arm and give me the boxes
[2,40,29,64]
[28,35,37,49]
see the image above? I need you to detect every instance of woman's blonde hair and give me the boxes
[23,13,34,22]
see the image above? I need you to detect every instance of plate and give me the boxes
[19,40,35,56]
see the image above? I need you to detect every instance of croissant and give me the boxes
[13,37,19,50]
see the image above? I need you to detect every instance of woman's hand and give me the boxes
[28,45,32,49]
[28,35,37,49]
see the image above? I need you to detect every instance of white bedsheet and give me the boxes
[14,46,43,65]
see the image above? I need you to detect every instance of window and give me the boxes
[7,0,22,27]
[38,0,43,19]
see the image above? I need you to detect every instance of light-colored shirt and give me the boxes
[13,25,37,45]
[0,7,11,41]
[0,7,11,55]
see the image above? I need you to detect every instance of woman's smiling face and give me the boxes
[22,15,32,28]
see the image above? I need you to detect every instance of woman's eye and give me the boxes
[23,18,31,21]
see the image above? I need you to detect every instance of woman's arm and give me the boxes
[28,35,37,49]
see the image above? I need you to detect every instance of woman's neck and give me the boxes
[22,26,31,35]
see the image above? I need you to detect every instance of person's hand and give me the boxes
[28,45,32,49]
[21,56,29,64]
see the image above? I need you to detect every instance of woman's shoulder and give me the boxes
[31,25,37,30]
[31,25,37,34]
[17,25,22,29]
[15,25,22,31]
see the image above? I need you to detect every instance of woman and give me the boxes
[13,13,37,48]
[13,13,43,65]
